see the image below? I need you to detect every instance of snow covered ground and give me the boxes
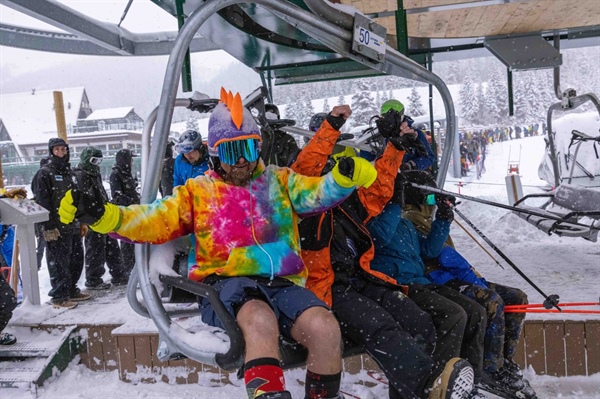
[5,114,600,398]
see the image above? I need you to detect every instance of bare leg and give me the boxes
[290,307,342,374]
[237,299,281,362]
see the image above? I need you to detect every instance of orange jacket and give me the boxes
[291,120,406,305]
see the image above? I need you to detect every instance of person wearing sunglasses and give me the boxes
[401,172,536,399]
[291,105,475,399]
[73,147,129,291]
[173,129,210,188]
[377,99,436,172]
[58,88,378,399]
[33,138,89,309]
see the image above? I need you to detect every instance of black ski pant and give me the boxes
[119,241,136,276]
[332,282,437,399]
[36,236,46,271]
[446,280,527,373]
[84,230,126,286]
[0,274,17,332]
[46,233,84,303]
[408,284,486,375]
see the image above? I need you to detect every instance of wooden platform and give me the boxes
[74,319,600,383]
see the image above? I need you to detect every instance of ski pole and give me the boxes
[453,207,562,312]
[410,183,598,231]
[454,218,504,270]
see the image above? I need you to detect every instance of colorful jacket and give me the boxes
[291,120,406,306]
[112,159,353,286]
[367,203,450,285]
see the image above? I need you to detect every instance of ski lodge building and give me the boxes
[0,87,144,165]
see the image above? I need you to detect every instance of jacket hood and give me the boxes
[78,146,103,174]
[114,149,135,174]
[48,137,70,163]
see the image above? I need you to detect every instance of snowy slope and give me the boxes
[5,114,600,399]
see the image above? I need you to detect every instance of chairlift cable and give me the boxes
[117,0,134,28]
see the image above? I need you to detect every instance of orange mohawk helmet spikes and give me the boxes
[230,93,244,129]
[218,87,244,130]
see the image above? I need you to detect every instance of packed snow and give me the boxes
[4,113,600,399]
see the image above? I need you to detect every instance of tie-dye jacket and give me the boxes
[112,160,353,286]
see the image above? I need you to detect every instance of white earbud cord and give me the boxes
[248,181,274,280]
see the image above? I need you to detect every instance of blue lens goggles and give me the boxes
[217,139,260,165]
[424,194,436,206]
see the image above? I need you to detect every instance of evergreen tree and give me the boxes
[337,94,346,106]
[350,80,377,126]
[186,117,199,131]
[407,86,426,117]
[322,97,330,113]
[459,75,478,125]
[486,68,507,124]
[475,83,486,125]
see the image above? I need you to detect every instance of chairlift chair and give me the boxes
[127,0,459,372]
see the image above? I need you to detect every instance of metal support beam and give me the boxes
[176,0,193,92]
[395,0,409,55]
[508,68,514,116]
[427,52,438,178]
[0,0,220,56]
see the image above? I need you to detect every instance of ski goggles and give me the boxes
[423,193,436,206]
[217,138,260,165]
[89,156,104,166]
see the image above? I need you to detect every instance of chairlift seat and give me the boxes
[513,183,600,241]
[158,275,365,372]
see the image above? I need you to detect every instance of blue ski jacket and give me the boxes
[367,203,450,285]
[173,154,209,188]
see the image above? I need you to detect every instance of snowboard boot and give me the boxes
[255,391,292,399]
[503,358,523,378]
[428,357,474,399]
[477,368,538,399]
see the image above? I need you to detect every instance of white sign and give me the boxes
[354,26,385,55]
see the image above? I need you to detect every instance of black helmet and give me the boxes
[309,113,328,132]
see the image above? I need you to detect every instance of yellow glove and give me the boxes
[59,189,121,234]
[331,156,377,189]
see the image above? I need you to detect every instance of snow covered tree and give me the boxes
[407,86,426,117]
[322,97,330,113]
[337,94,346,106]
[186,117,199,131]
[485,68,508,124]
[459,75,478,125]
[475,83,486,125]
[350,80,378,126]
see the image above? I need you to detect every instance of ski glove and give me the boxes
[42,228,61,242]
[59,189,121,234]
[389,132,419,152]
[435,194,456,222]
[375,109,404,139]
[332,156,377,189]
[1,188,27,199]
[400,160,417,172]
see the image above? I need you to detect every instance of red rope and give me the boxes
[505,302,600,314]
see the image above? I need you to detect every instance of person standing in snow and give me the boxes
[400,173,536,399]
[59,88,379,399]
[109,149,140,276]
[31,157,50,270]
[292,104,475,399]
[34,138,89,309]
[159,141,175,197]
[172,129,209,188]
[73,147,128,289]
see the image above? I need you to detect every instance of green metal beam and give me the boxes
[507,68,514,116]
[395,0,409,55]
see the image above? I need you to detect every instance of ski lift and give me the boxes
[127,0,459,371]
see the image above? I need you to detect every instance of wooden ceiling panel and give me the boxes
[338,0,599,39]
